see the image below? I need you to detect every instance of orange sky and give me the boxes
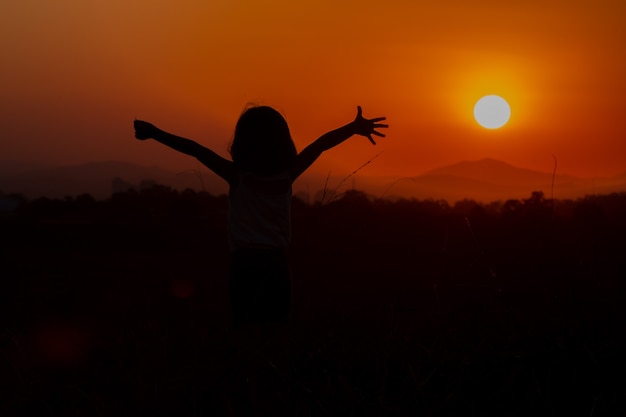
[2,0,625,185]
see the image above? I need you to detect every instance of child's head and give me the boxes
[230,106,297,176]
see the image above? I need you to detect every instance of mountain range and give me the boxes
[1,159,625,203]
[0,161,227,200]
[358,159,626,202]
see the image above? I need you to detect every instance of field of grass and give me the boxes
[1,187,625,416]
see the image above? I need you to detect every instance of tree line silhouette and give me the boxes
[1,185,625,415]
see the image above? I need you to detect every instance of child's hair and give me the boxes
[229,106,297,176]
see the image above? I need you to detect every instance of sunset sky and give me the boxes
[2,0,625,184]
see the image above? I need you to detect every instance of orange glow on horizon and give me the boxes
[1,0,625,195]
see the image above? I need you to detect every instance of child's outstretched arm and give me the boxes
[290,106,387,180]
[134,120,235,184]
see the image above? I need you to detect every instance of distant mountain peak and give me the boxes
[426,158,532,174]
[419,158,565,189]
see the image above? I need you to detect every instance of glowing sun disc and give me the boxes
[474,95,511,129]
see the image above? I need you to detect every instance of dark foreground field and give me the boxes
[1,187,625,416]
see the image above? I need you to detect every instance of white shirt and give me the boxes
[228,171,292,250]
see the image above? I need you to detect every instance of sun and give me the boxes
[474,95,511,129]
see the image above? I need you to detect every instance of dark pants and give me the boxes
[229,247,291,329]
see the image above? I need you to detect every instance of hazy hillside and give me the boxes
[424,158,568,186]
[358,158,625,202]
[0,161,228,199]
[0,160,52,177]
[1,159,624,202]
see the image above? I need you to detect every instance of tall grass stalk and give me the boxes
[465,216,497,279]
[551,154,557,215]
[320,151,383,204]
[176,162,208,193]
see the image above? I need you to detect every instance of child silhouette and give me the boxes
[135,105,386,413]
[134,105,386,330]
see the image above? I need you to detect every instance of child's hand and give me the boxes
[353,106,388,145]
[134,120,158,140]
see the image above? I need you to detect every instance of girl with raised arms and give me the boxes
[133,105,387,409]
